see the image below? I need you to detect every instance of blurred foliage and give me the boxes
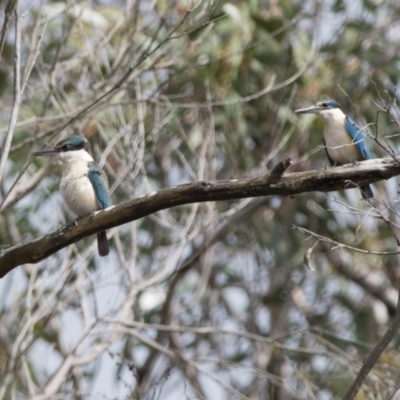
[1,0,400,399]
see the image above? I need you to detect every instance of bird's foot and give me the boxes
[74,216,85,226]
[90,210,101,219]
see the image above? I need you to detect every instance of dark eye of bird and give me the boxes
[62,144,69,151]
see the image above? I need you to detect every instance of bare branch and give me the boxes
[0,8,20,185]
[342,278,400,400]
[0,157,399,276]
[0,0,17,60]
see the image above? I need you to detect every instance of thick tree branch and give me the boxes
[1,157,399,277]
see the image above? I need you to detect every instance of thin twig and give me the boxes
[295,225,400,256]
[342,278,400,400]
[0,0,17,60]
[0,9,21,185]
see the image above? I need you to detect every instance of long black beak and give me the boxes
[32,148,61,157]
[294,105,323,114]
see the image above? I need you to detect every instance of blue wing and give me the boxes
[88,162,111,209]
[345,116,372,160]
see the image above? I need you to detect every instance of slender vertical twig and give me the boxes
[0,8,21,185]
[0,0,17,60]
[342,278,400,399]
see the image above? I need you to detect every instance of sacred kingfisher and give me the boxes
[32,135,111,256]
[295,99,373,200]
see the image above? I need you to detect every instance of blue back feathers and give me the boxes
[344,116,372,160]
[88,162,111,209]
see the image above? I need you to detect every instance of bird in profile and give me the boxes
[295,99,373,200]
[32,135,111,256]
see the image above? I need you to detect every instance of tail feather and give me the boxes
[97,231,109,256]
[360,185,373,200]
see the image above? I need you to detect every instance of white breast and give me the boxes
[59,157,99,217]
[319,108,362,165]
